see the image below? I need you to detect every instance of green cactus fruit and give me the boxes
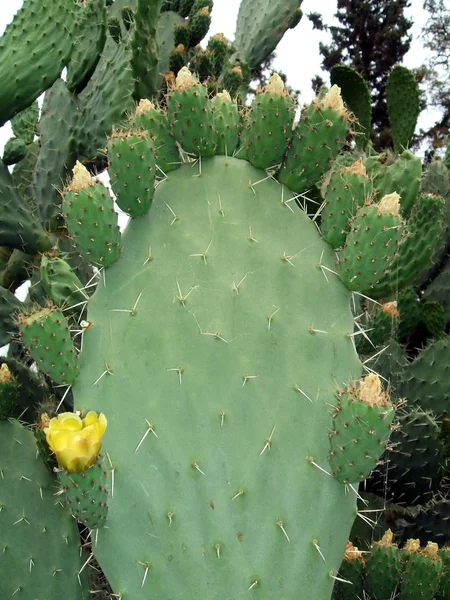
[396,286,422,341]
[437,546,450,600]
[387,66,420,154]
[189,47,215,81]
[17,304,79,386]
[0,0,79,127]
[166,67,216,156]
[279,85,353,194]
[72,155,362,599]
[366,149,421,219]
[10,101,39,145]
[339,193,403,294]
[40,255,87,313]
[0,357,50,423]
[330,64,372,149]
[399,539,442,600]
[221,64,247,97]
[421,300,446,340]
[57,453,109,529]
[169,43,188,74]
[332,542,365,600]
[2,137,28,166]
[62,162,121,267]
[0,363,21,420]
[107,16,122,43]
[373,193,446,298]
[365,529,400,600]
[131,100,181,176]
[328,373,396,484]
[244,73,295,170]
[211,91,241,156]
[188,6,211,46]
[66,0,107,95]
[107,130,157,217]
[321,158,371,249]
[0,419,90,599]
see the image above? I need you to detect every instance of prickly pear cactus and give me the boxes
[64,73,365,599]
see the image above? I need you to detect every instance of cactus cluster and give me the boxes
[1,0,450,598]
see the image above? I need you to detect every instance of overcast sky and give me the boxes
[0,0,437,154]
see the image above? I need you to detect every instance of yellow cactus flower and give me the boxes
[44,411,107,472]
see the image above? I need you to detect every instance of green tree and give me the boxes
[417,0,450,159]
[308,1,413,150]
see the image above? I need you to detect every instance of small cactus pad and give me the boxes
[17,305,79,385]
[279,86,353,194]
[328,374,396,483]
[399,539,442,600]
[62,161,121,267]
[131,99,181,174]
[108,130,156,217]
[166,67,216,156]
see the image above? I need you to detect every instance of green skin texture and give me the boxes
[321,163,371,249]
[0,160,51,255]
[211,95,241,156]
[365,542,400,600]
[18,307,79,386]
[58,454,109,529]
[328,391,395,484]
[398,336,450,419]
[73,156,361,600]
[330,64,372,149]
[0,420,90,599]
[108,133,156,217]
[63,182,122,268]
[66,0,107,95]
[279,103,352,194]
[131,107,181,174]
[339,205,402,294]
[245,91,295,170]
[11,101,39,145]
[2,137,27,166]
[399,549,442,600]
[0,285,22,346]
[0,0,78,127]
[387,66,420,155]
[0,376,20,420]
[437,549,450,600]
[234,0,303,69]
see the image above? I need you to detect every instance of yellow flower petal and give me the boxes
[83,411,98,426]
[55,413,83,431]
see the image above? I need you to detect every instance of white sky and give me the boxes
[0,0,438,155]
